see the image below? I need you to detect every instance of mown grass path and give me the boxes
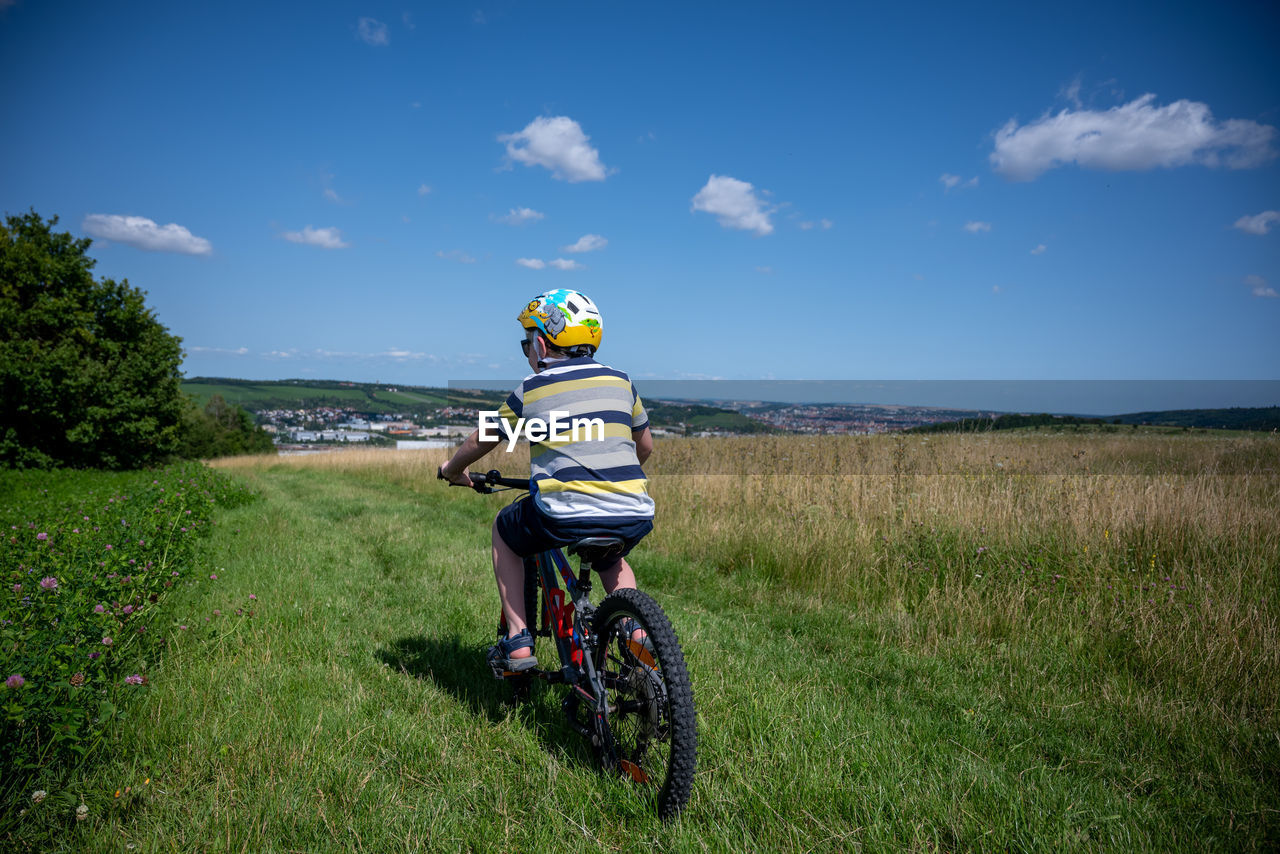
[29,464,1278,852]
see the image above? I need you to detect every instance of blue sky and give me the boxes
[2,1,1277,408]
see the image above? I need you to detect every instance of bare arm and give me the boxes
[438,428,500,486]
[633,426,653,466]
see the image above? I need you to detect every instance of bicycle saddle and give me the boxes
[567,536,626,564]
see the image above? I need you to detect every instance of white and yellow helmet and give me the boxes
[518,289,603,352]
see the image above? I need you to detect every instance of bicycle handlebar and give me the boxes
[437,466,530,493]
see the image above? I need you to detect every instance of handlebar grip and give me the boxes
[439,468,529,492]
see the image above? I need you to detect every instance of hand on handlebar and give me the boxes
[437,464,478,490]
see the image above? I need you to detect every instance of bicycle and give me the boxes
[444,468,697,820]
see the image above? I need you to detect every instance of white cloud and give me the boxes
[1234,210,1279,235]
[310,347,445,363]
[940,173,979,191]
[755,266,774,274]
[992,285,1002,294]
[499,116,607,182]
[1062,76,1084,109]
[516,258,546,269]
[357,17,389,46]
[418,184,432,196]
[549,258,583,270]
[691,175,773,236]
[282,226,349,249]
[324,188,342,203]
[964,221,992,233]
[187,345,250,356]
[1246,274,1278,298]
[1031,243,1047,254]
[495,207,545,225]
[563,233,607,253]
[82,214,212,256]
[820,218,833,230]
[991,94,1278,180]
[436,249,476,264]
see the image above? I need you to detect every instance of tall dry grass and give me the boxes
[214,431,1279,726]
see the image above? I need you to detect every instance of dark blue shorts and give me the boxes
[495,495,653,571]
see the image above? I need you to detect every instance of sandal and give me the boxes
[488,628,538,677]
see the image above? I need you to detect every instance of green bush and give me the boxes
[178,394,276,459]
[0,463,255,777]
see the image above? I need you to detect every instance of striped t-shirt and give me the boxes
[494,357,654,522]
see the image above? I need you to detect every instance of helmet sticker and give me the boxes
[542,305,566,337]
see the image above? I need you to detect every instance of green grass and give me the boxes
[4,463,1276,851]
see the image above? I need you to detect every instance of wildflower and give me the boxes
[94,604,105,614]
[248,594,257,601]
[210,573,218,580]
[40,576,58,591]
[11,584,20,593]
[124,674,143,685]
[36,532,48,541]
[105,544,113,551]
[89,652,100,660]
[102,636,113,646]
[31,790,47,804]
[76,804,88,822]
[5,674,24,689]
[70,672,85,687]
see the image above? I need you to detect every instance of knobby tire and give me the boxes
[592,587,697,820]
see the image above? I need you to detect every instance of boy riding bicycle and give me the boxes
[438,290,655,674]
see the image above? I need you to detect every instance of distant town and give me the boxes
[182,378,1278,453]
[258,406,476,451]
[254,397,1005,452]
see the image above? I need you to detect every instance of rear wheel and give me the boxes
[591,587,697,820]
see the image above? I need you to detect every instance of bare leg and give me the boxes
[491,522,531,659]
[595,557,637,594]
[596,558,646,643]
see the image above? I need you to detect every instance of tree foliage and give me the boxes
[0,211,187,469]
[178,394,276,459]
